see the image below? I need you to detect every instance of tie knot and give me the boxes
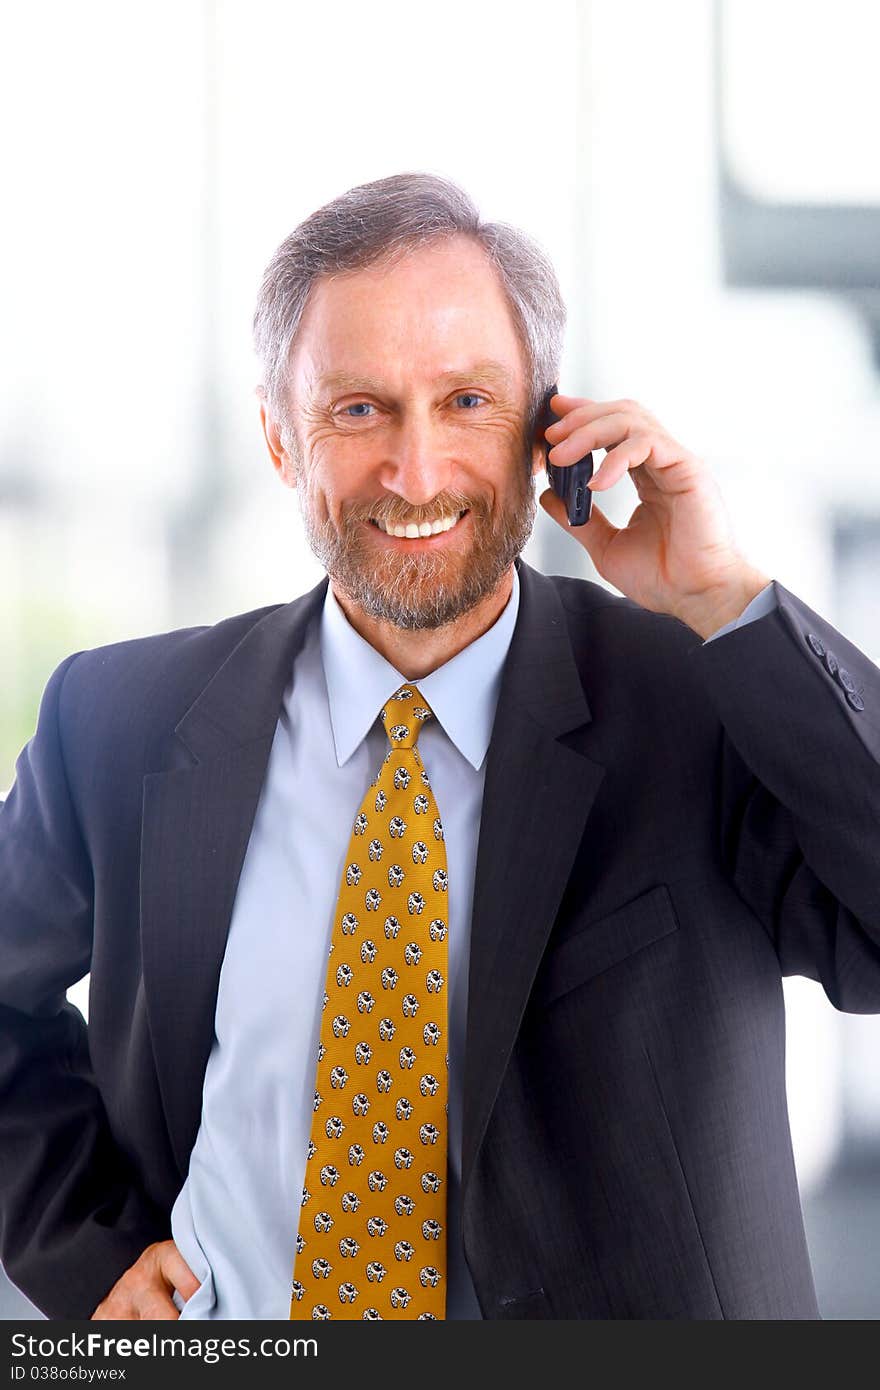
[379,684,435,749]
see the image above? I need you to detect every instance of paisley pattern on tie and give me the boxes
[290,684,449,1320]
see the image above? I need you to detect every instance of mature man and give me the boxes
[1,172,878,1321]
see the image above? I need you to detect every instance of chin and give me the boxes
[338,555,514,632]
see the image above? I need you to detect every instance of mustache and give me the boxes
[345,491,484,528]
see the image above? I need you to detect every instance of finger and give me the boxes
[545,398,641,439]
[91,1286,179,1321]
[136,1289,184,1320]
[158,1243,202,1302]
[538,483,572,528]
[547,412,634,464]
[91,1288,134,1320]
[538,487,619,568]
[588,434,654,490]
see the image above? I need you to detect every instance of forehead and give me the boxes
[291,235,527,391]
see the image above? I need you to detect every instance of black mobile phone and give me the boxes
[539,383,593,526]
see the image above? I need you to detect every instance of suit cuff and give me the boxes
[702,580,777,644]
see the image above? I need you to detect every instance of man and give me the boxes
[1,172,878,1321]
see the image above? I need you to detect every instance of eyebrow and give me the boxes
[315,361,517,396]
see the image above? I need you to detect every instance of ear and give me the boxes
[530,431,547,479]
[529,395,550,479]
[257,388,297,489]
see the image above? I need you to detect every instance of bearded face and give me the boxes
[288,421,537,631]
[272,236,545,631]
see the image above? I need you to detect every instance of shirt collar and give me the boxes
[319,566,520,772]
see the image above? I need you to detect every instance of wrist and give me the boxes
[677,567,772,641]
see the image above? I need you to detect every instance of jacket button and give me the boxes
[846,690,865,712]
[835,667,856,694]
[824,649,839,677]
[806,632,825,658]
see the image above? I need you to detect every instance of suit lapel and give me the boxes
[461,558,605,1196]
[140,575,328,1177]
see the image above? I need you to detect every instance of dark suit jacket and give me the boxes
[2,556,879,1319]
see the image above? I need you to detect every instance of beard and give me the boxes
[292,436,537,631]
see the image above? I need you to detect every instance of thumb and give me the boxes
[157,1241,202,1302]
[539,485,618,570]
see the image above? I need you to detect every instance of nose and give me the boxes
[379,406,454,508]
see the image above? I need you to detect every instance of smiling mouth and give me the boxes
[369,509,469,538]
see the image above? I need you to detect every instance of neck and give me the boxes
[330,567,515,680]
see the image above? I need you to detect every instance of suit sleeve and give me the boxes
[0,653,170,1319]
[690,579,880,1012]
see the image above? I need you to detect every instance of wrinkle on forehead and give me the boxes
[290,237,528,404]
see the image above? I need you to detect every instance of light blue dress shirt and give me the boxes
[169,569,776,1319]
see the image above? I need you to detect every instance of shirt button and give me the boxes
[806,632,825,658]
[835,667,856,694]
[846,690,866,712]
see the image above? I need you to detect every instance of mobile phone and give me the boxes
[539,383,593,526]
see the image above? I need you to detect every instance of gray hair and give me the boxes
[252,171,566,434]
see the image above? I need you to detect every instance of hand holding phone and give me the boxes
[539,383,593,527]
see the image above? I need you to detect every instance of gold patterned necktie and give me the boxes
[290,683,449,1321]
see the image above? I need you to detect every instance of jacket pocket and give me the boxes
[532,883,680,1008]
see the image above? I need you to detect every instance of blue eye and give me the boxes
[344,402,374,417]
[455,393,484,409]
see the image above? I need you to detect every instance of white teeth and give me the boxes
[375,511,465,538]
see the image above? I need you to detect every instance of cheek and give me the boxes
[294,461,333,527]
[478,427,531,485]
[299,439,350,516]
[477,415,531,468]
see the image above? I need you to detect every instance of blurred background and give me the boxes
[1,0,878,1318]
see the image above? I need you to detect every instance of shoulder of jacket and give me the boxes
[55,601,286,714]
